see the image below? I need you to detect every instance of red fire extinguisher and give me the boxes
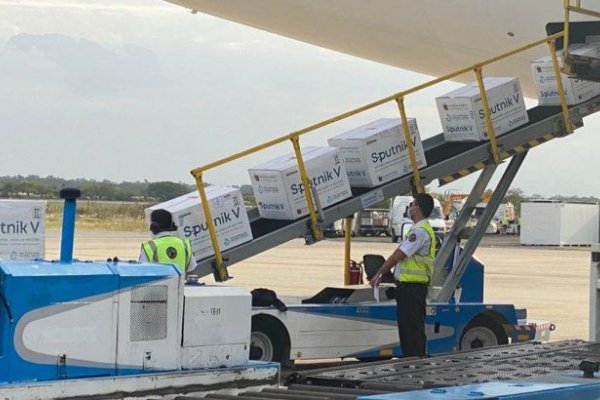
[349,260,363,285]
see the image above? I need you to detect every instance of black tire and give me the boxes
[460,315,508,350]
[250,318,289,364]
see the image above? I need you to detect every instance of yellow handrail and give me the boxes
[395,97,424,194]
[191,30,573,281]
[562,1,600,73]
[564,0,572,68]
[569,2,600,18]
[549,40,575,133]
[290,136,322,241]
[474,67,501,164]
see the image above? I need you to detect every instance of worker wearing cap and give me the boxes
[139,209,193,272]
[370,193,436,357]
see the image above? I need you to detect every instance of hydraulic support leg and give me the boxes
[430,165,497,290]
[435,152,528,303]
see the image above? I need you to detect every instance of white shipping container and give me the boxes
[531,43,600,105]
[249,146,352,220]
[0,200,45,261]
[145,186,253,262]
[520,201,599,246]
[436,77,529,142]
[327,118,427,187]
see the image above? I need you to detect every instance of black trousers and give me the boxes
[395,283,428,357]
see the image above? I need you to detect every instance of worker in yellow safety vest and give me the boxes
[502,215,510,235]
[370,193,436,357]
[139,209,193,272]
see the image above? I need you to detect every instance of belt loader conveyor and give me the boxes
[155,341,600,399]
[190,99,596,279]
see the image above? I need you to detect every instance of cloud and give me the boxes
[1,33,164,96]
[0,0,174,14]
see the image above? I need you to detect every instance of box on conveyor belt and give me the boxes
[145,186,253,262]
[327,118,427,187]
[249,146,352,220]
[531,43,600,105]
[436,77,529,142]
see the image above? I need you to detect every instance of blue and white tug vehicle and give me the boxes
[0,190,278,399]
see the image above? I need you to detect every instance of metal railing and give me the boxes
[190,30,572,282]
[563,0,600,72]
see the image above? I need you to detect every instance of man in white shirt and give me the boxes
[370,193,436,357]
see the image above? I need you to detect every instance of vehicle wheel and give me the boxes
[250,318,289,364]
[460,317,508,350]
[250,331,274,361]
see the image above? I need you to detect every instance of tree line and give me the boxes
[0,175,196,202]
[0,176,597,213]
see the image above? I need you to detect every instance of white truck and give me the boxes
[388,196,446,242]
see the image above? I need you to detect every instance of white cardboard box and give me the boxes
[531,43,600,105]
[327,118,427,187]
[436,77,529,142]
[0,200,45,261]
[145,186,253,262]
[249,146,352,220]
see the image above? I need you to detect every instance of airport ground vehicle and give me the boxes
[0,191,278,399]
[388,196,446,242]
[248,250,552,365]
[323,209,389,238]
[354,209,390,237]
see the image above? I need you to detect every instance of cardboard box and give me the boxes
[327,118,427,187]
[0,200,45,261]
[249,146,352,220]
[531,43,600,105]
[145,186,253,262]
[436,77,529,142]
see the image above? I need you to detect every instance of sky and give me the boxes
[0,0,599,198]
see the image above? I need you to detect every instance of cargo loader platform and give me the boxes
[159,341,600,399]
[191,96,598,279]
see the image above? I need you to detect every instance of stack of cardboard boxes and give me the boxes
[146,42,600,263]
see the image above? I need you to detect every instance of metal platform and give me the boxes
[287,340,600,390]
[144,341,600,399]
[191,94,600,278]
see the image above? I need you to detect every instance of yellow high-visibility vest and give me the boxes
[142,236,192,271]
[397,221,436,284]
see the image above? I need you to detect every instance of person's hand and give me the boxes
[369,272,382,288]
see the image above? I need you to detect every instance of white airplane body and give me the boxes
[164,0,600,96]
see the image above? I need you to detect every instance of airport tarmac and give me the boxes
[46,230,592,342]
